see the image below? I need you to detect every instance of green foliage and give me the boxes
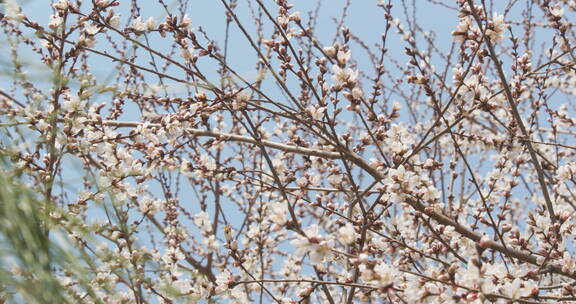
[0,158,99,304]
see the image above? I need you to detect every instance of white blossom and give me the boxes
[502,278,534,300]
[131,17,148,32]
[557,163,574,181]
[487,13,508,43]
[52,0,69,11]
[373,263,398,287]
[215,270,234,294]
[290,225,334,263]
[109,14,121,27]
[549,5,564,18]
[336,49,351,65]
[331,65,358,89]
[337,223,357,245]
[145,16,157,31]
[194,211,213,233]
[48,14,63,29]
[307,106,326,121]
[84,24,100,35]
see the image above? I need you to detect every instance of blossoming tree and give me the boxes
[1,0,576,303]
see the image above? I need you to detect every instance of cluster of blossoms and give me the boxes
[452,2,508,44]
[1,0,576,303]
